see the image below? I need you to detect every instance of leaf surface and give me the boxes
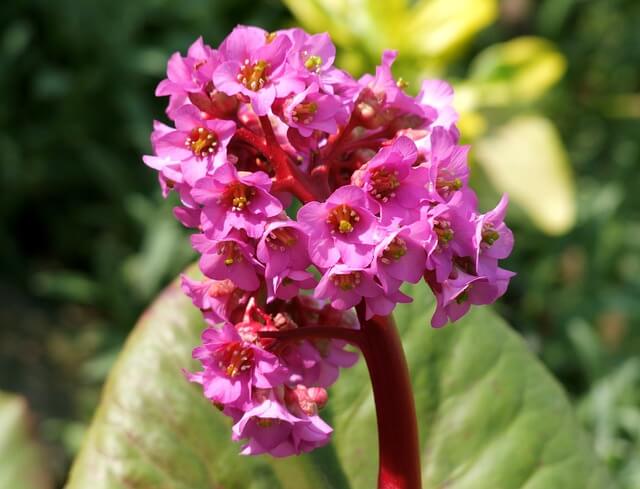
[66,277,610,488]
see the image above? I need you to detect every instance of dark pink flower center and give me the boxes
[217,341,254,377]
[256,418,279,428]
[265,227,298,251]
[237,59,269,91]
[327,204,360,234]
[303,54,322,72]
[481,223,500,246]
[207,279,236,297]
[381,237,407,264]
[216,241,244,266]
[331,271,361,291]
[456,289,470,304]
[434,219,453,247]
[221,182,255,211]
[370,168,400,201]
[185,127,218,158]
[292,102,318,124]
[436,169,462,197]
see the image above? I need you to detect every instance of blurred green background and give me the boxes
[0,0,638,487]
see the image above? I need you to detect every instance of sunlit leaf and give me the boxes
[475,115,576,235]
[0,392,52,489]
[405,0,497,60]
[66,271,609,487]
[282,0,498,77]
[466,37,567,107]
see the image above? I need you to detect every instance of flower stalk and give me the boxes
[357,307,422,489]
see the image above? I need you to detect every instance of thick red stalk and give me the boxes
[357,305,422,489]
[258,115,324,203]
[249,117,421,487]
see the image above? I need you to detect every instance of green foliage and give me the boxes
[0,392,52,489]
[1,1,639,488]
[66,274,610,489]
[283,0,576,236]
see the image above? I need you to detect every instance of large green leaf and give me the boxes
[66,275,611,488]
[475,115,577,235]
[282,0,497,77]
[0,392,52,489]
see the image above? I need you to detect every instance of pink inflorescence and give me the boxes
[145,26,514,457]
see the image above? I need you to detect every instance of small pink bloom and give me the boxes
[298,185,378,268]
[282,84,346,137]
[417,79,459,129]
[213,26,298,116]
[266,269,317,301]
[256,220,310,278]
[430,267,515,327]
[181,275,249,325]
[156,37,220,114]
[189,324,289,409]
[473,194,514,268]
[232,398,332,457]
[422,127,470,203]
[373,227,426,294]
[314,264,381,313]
[192,164,283,239]
[352,136,430,223]
[196,233,262,291]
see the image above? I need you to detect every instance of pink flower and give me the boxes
[416,193,476,283]
[147,105,236,184]
[372,227,426,294]
[281,84,346,137]
[473,194,514,268]
[189,324,289,409]
[147,26,516,460]
[192,164,283,239]
[156,37,220,115]
[196,233,262,291]
[232,398,332,457]
[283,28,336,78]
[429,267,515,327]
[256,221,310,278]
[307,338,359,387]
[355,51,434,128]
[422,127,470,203]
[181,275,249,325]
[314,264,381,312]
[266,269,317,301]
[417,79,459,130]
[213,26,299,116]
[352,136,430,223]
[298,185,378,268]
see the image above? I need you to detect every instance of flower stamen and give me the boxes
[185,127,218,158]
[370,168,400,202]
[327,204,360,234]
[331,271,361,291]
[381,237,407,264]
[237,59,269,91]
[266,227,298,251]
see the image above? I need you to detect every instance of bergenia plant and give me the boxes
[144,25,514,489]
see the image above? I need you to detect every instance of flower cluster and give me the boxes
[145,25,514,456]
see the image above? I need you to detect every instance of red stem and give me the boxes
[258,116,324,203]
[258,326,362,345]
[260,308,422,489]
[357,305,422,489]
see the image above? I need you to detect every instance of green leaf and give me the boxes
[466,37,567,107]
[282,0,497,77]
[66,275,610,488]
[475,115,577,235]
[0,392,52,489]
